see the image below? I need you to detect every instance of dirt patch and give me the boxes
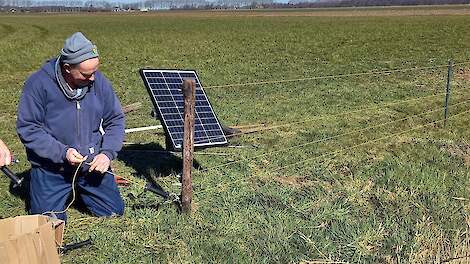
[337,164,353,177]
[271,175,315,188]
[440,141,470,166]
[253,175,318,189]
[456,68,470,81]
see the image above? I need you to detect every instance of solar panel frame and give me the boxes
[140,69,228,150]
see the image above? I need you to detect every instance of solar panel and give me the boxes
[140,69,228,150]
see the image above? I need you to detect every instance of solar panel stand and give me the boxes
[150,108,176,151]
[181,79,196,214]
[164,134,173,151]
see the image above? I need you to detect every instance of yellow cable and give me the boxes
[42,160,84,217]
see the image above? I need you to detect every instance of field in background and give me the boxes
[1,7,470,263]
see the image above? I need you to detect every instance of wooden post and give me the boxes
[181,79,196,213]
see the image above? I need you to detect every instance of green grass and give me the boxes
[1,9,470,263]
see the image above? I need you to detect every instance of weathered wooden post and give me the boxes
[181,79,196,213]
[444,60,453,127]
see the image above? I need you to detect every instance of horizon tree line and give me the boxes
[1,0,468,9]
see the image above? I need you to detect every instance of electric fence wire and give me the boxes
[193,62,470,144]
[197,93,470,173]
[204,61,470,89]
[195,89,464,144]
[195,106,470,195]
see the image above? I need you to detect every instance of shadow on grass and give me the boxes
[118,142,183,181]
[117,142,201,203]
[8,169,30,212]
[118,142,202,179]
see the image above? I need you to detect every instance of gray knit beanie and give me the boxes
[60,32,99,64]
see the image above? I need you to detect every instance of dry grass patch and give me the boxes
[456,68,470,81]
[440,141,470,166]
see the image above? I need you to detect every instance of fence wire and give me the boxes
[197,96,470,173]
[204,61,470,89]
[195,106,470,195]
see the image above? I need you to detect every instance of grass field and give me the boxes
[1,6,470,263]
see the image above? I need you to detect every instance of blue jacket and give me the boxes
[17,58,125,168]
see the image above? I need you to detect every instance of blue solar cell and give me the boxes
[204,124,221,130]
[169,88,181,95]
[179,72,196,78]
[167,84,178,89]
[158,101,176,108]
[140,69,227,150]
[196,100,210,107]
[162,72,180,78]
[202,118,218,124]
[196,106,212,112]
[147,72,163,77]
[168,126,183,133]
[147,77,165,83]
[167,120,183,127]
[206,130,220,136]
[164,113,181,120]
[165,78,182,84]
[195,95,207,100]
[198,112,215,118]
[155,95,174,101]
[173,95,183,101]
[160,107,179,114]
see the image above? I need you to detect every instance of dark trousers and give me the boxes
[29,166,124,221]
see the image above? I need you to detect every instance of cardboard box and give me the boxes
[0,215,65,264]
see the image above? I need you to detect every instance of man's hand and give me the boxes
[0,139,11,167]
[66,148,86,166]
[88,153,110,173]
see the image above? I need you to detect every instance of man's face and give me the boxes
[68,57,99,88]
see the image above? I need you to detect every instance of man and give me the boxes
[0,139,11,167]
[17,32,125,221]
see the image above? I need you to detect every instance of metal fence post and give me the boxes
[444,60,453,127]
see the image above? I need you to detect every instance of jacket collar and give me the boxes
[54,56,90,100]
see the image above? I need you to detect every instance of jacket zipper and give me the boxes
[76,100,81,148]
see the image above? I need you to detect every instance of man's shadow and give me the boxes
[117,142,202,210]
[118,142,201,192]
[118,142,183,181]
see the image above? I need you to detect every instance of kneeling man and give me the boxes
[17,32,125,221]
